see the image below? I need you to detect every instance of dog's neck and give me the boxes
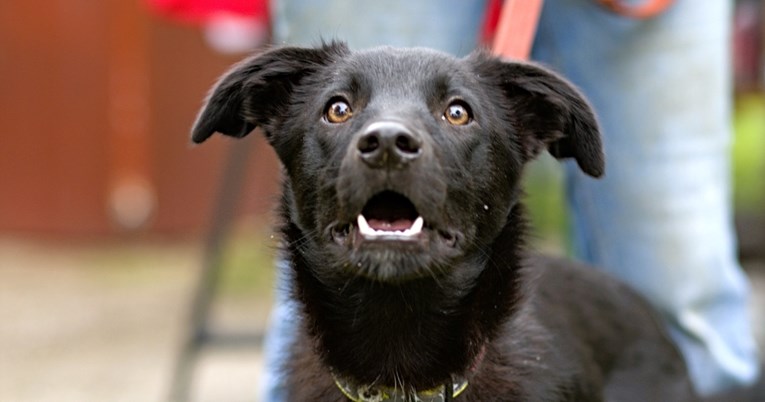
[282,204,527,392]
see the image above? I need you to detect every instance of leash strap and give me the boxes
[491,0,544,60]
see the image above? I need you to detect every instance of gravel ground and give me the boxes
[0,237,763,402]
[0,237,269,402]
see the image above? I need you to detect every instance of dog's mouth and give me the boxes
[357,191,423,241]
[331,191,457,248]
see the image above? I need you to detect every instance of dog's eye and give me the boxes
[325,99,353,123]
[443,102,472,126]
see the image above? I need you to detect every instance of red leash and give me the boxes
[491,0,544,60]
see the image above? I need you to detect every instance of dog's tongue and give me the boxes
[367,218,413,232]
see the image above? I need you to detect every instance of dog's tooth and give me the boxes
[357,215,375,237]
[401,216,423,237]
[411,216,425,233]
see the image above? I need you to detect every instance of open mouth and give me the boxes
[357,191,423,241]
[330,190,459,250]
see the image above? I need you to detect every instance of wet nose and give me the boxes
[357,121,422,169]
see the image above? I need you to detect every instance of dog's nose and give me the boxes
[357,121,422,169]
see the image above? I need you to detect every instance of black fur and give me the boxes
[192,42,697,401]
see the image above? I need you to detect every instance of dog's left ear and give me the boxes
[191,41,349,143]
[477,57,604,178]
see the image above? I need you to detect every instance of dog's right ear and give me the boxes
[191,41,349,143]
[471,53,604,178]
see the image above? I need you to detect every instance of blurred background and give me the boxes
[0,1,763,401]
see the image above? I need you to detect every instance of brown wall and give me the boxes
[0,0,280,236]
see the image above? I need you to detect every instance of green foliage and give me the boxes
[733,94,765,212]
[218,227,278,298]
[523,154,568,253]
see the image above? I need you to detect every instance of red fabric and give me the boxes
[481,0,502,45]
[491,0,543,60]
[145,0,269,25]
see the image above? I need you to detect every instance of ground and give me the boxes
[0,233,272,402]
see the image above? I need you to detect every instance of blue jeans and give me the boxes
[262,0,759,399]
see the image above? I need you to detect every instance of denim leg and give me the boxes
[531,0,759,395]
[259,257,297,402]
[262,3,488,401]
[271,0,488,56]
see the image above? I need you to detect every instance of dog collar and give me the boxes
[333,374,468,402]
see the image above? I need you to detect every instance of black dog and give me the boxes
[192,42,698,401]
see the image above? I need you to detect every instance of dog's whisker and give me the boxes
[284,227,321,248]
[423,264,446,291]
[397,285,413,314]
[394,370,404,398]
[338,271,360,295]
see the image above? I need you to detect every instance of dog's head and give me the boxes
[193,41,603,283]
